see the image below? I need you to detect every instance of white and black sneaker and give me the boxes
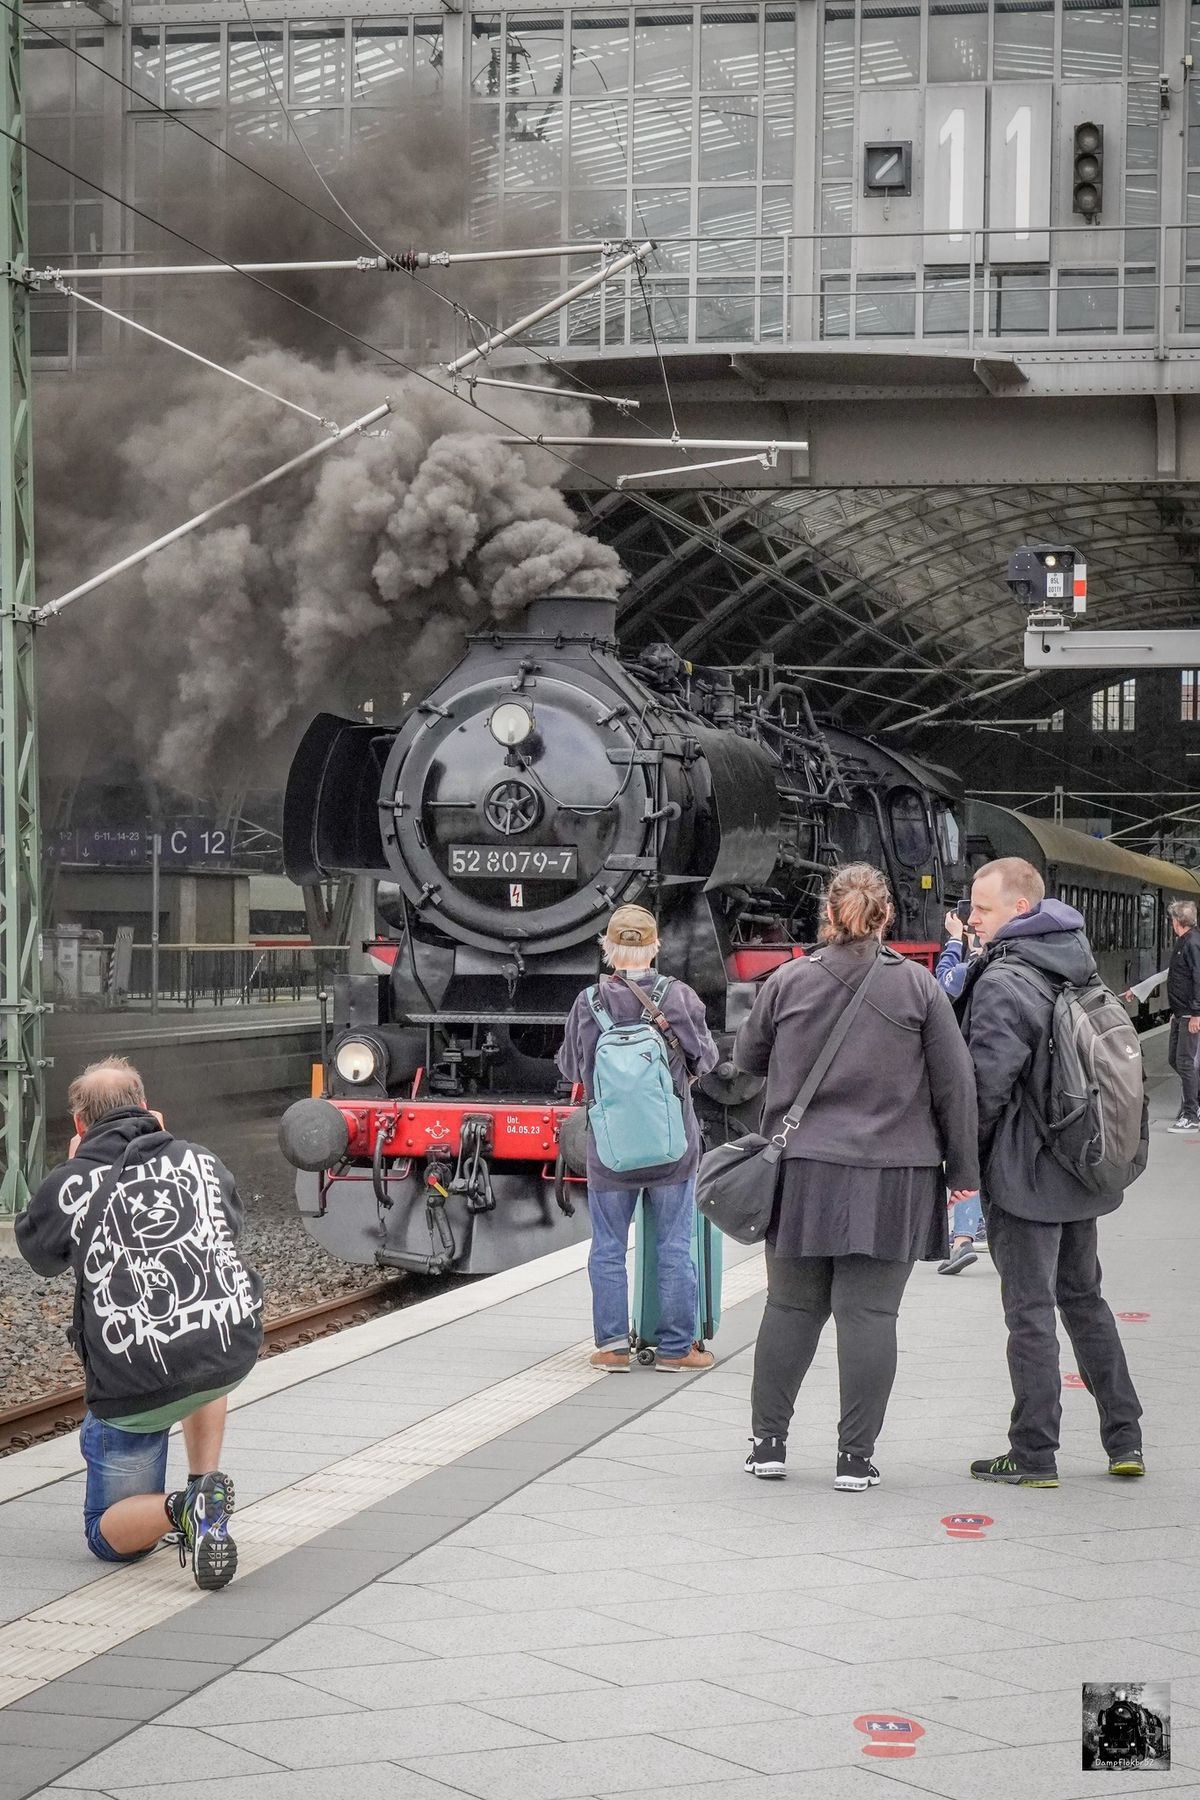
[834,1453,881,1492]
[744,1436,787,1479]
[1167,1112,1200,1133]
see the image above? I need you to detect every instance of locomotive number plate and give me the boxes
[449,844,578,879]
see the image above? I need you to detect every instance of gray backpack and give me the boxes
[1005,965,1146,1195]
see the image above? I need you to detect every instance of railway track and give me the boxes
[0,1280,407,1457]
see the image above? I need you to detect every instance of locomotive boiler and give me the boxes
[279,594,966,1273]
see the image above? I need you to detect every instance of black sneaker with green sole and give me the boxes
[1108,1450,1145,1477]
[970,1453,1059,1488]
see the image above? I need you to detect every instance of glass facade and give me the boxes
[468,6,796,345]
[17,0,1199,363]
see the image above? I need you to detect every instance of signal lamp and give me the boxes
[1072,122,1103,220]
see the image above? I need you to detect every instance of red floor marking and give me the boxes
[853,1714,926,1758]
[941,1512,993,1540]
[1117,1312,1149,1322]
[1063,1373,1086,1388]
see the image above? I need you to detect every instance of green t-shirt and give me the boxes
[110,1381,241,1434]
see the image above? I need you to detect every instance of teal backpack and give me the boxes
[585,975,688,1173]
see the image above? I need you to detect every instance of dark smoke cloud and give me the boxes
[35,114,624,794]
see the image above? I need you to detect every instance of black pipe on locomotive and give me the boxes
[279,595,965,1274]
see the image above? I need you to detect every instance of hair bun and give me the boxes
[821,863,892,946]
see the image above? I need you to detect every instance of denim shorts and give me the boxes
[80,1411,170,1563]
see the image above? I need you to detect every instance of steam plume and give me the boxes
[34,116,625,793]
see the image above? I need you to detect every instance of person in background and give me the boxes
[558,905,719,1376]
[936,908,987,1277]
[935,907,976,1001]
[1163,900,1200,1132]
[733,864,979,1490]
[958,858,1146,1488]
[15,1057,261,1589]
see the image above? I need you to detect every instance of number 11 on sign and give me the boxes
[1005,105,1032,241]
[939,108,965,241]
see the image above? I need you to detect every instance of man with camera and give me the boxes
[15,1056,261,1589]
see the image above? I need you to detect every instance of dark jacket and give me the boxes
[732,940,979,1191]
[15,1107,263,1420]
[1166,926,1200,1017]
[557,971,719,1188]
[958,899,1146,1222]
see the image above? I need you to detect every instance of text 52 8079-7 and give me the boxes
[449,844,578,880]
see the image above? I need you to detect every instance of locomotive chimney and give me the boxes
[521,594,618,643]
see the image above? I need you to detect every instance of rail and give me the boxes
[0,1281,406,1456]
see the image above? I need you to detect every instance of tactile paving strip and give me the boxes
[0,1255,767,1706]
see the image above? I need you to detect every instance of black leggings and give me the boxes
[751,1247,914,1457]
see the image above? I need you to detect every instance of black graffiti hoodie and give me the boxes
[16,1107,263,1420]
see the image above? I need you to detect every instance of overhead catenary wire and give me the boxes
[51,280,343,431]
[0,0,373,254]
[2,119,978,699]
[37,402,395,622]
[239,0,393,263]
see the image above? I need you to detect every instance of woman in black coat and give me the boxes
[734,863,979,1490]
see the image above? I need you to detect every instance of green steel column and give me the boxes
[0,0,44,1214]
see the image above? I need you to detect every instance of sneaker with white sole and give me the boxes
[834,1452,880,1491]
[1167,1113,1200,1133]
[744,1436,787,1479]
[175,1472,237,1590]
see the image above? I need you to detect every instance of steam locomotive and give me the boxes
[279,593,968,1274]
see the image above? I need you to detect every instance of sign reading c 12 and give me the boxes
[162,826,231,864]
[51,824,233,866]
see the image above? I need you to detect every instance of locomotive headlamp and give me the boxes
[333,1035,384,1085]
[488,701,535,748]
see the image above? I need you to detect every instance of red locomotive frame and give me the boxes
[321,942,942,1166]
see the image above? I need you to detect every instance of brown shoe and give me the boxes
[590,1349,631,1373]
[656,1347,715,1374]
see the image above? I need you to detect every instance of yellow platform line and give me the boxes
[0,1255,766,1706]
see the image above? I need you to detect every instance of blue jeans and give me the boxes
[951,1191,984,1242]
[80,1411,170,1563]
[588,1179,698,1360]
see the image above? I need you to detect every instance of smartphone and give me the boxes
[956,898,972,924]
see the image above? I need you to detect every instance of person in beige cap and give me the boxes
[558,904,719,1373]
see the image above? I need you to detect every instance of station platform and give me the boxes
[2,1059,1198,1799]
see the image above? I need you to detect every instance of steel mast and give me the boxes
[0,0,45,1219]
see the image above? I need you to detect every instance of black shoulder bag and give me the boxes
[695,949,886,1244]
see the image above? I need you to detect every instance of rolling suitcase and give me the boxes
[630,1197,723,1365]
